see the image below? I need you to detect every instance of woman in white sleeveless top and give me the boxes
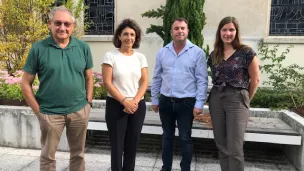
[102,18,148,171]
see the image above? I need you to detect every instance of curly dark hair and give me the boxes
[112,19,142,49]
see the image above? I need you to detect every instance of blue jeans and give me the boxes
[158,94,195,171]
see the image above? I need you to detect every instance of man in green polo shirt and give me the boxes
[21,6,93,171]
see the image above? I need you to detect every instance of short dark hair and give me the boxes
[112,19,142,48]
[171,17,188,28]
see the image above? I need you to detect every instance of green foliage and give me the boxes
[0,70,39,100]
[0,70,107,101]
[141,5,165,19]
[0,0,87,74]
[144,91,152,102]
[142,0,206,47]
[92,72,107,100]
[162,0,186,46]
[257,42,304,109]
[141,6,165,42]
[146,25,165,39]
[250,88,294,110]
[185,0,205,48]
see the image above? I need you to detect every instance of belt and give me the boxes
[160,94,195,102]
[213,82,245,92]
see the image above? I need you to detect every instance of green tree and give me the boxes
[0,0,86,74]
[142,0,206,48]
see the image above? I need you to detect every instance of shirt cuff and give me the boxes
[152,97,159,106]
[194,100,204,109]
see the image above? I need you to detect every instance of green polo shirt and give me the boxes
[23,36,93,114]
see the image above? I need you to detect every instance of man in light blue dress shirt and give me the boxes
[151,18,208,171]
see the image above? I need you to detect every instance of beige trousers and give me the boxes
[38,104,91,171]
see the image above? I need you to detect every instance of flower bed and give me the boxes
[0,70,107,105]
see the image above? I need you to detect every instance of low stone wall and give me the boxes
[0,101,303,170]
[281,110,304,171]
[0,106,69,151]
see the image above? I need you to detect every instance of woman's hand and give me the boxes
[122,99,138,114]
[132,98,140,105]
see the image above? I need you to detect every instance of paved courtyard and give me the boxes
[0,146,297,171]
[0,132,297,171]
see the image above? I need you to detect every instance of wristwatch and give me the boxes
[88,101,93,107]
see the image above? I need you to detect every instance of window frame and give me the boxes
[264,0,304,44]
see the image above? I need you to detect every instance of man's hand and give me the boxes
[152,105,159,113]
[34,110,40,116]
[193,108,203,118]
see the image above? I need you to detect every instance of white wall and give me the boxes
[83,0,304,84]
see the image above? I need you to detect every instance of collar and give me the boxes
[165,39,194,51]
[45,35,77,49]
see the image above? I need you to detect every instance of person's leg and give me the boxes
[123,99,146,171]
[159,95,176,171]
[105,97,128,171]
[39,113,66,171]
[209,87,229,171]
[224,88,249,171]
[176,98,195,171]
[66,104,91,171]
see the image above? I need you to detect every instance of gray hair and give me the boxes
[49,6,75,22]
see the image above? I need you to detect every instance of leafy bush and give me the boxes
[256,42,304,109]
[0,70,107,101]
[0,70,39,100]
[0,0,87,74]
[251,88,294,110]
[92,71,107,100]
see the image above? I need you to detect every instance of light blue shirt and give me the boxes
[151,40,208,109]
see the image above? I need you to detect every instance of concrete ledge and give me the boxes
[88,121,301,145]
[92,100,282,117]
[280,110,304,171]
[0,106,69,151]
[0,103,303,170]
[263,36,304,44]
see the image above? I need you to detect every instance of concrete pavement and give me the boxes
[0,146,297,171]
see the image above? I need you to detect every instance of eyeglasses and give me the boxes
[53,20,73,28]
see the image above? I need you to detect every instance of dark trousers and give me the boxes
[209,86,250,171]
[158,94,195,171]
[105,96,146,171]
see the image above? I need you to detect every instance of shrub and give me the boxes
[92,71,107,100]
[256,42,304,109]
[251,88,295,110]
[0,0,87,74]
[0,70,107,101]
[0,70,39,100]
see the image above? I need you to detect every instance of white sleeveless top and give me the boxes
[103,49,148,98]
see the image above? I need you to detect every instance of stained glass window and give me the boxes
[270,0,304,36]
[84,0,115,35]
